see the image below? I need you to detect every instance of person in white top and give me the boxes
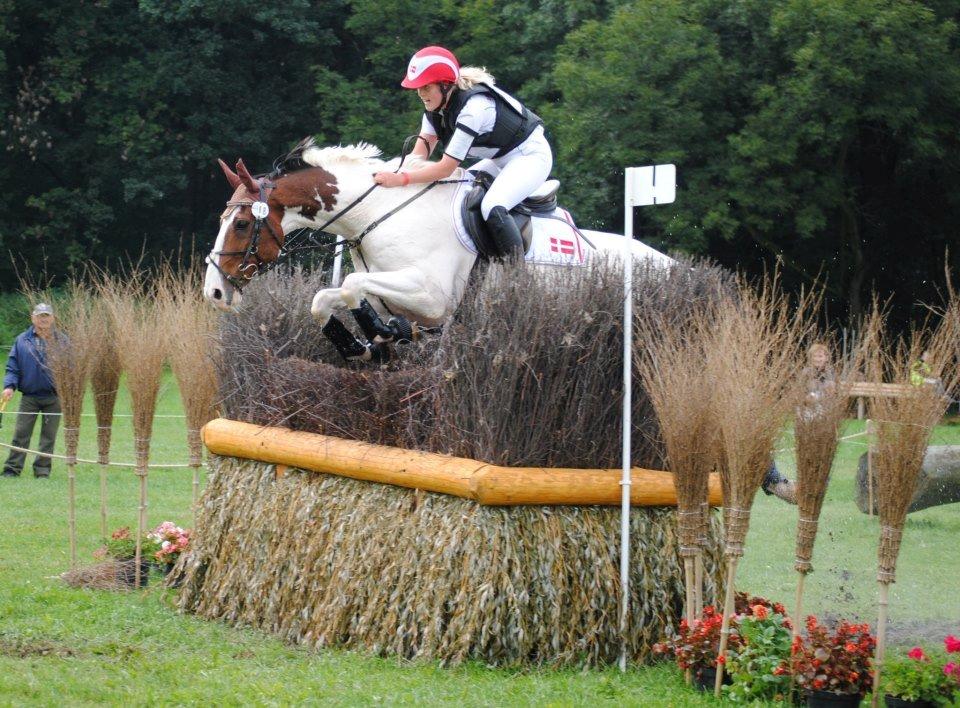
[373,45,553,258]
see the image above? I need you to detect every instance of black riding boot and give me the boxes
[485,206,523,260]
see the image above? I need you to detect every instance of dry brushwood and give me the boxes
[182,257,734,665]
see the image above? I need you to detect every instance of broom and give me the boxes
[88,294,122,537]
[707,277,813,696]
[633,304,718,682]
[867,302,958,708]
[102,276,168,588]
[158,266,221,523]
[44,286,93,569]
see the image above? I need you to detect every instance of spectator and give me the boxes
[1,303,62,478]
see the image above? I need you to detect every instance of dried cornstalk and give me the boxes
[707,276,814,695]
[158,266,221,520]
[44,284,95,568]
[102,276,167,587]
[866,300,960,706]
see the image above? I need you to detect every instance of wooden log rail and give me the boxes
[202,418,724,507]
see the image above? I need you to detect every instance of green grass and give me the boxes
[1,375,957,705]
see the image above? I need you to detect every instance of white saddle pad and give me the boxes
[451,183,587,267]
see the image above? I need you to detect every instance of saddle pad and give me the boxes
[452,185,586,266]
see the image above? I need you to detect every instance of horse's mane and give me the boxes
[271,136,429,178]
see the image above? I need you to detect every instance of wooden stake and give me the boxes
[714,556,739,697]
[872,582,890,708]
[694,553,704,616]
[866,419,875,516]
[134,468,147,588]
[67,462,77,568]
[683,555,696,685]
[99,465,108,538]
[789,571,807,699]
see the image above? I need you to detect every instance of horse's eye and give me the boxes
[235,219,250,230]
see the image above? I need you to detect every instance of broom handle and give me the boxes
[192,466,199,527]
[99,464,108,538]
[68,462,77,568]
[683,556,696,685]
[694,552,704,616]
[789,571,807,698]
[714,557,739,697]
[866,419,875,516]
[134,469,147,587]
[872,582,889,708]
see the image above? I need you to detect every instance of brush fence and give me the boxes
[174,419,725,666]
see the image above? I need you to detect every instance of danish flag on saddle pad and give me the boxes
[549,236,577,256]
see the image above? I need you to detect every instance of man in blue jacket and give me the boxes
[1,303,61,478]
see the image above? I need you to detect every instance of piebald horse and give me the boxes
[204,138,673,360]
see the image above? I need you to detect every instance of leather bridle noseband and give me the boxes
[206,179,285,292]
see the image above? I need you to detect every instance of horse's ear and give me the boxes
[235,159,259,193]
[218,159,242,190]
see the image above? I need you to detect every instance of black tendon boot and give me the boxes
[321,316,369,361]
[484,206,524,260]
[760,462,797,504]
[351,299,415,344]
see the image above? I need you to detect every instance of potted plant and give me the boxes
[96,527,161,587]
[654,604,741,690]
[792,616,876,707]
[148,521,191,574]
[882,638,960,707]
[722,602,794,703]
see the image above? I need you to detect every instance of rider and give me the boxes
[372,45,553,259]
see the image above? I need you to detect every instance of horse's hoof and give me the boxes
[768,480,797,505]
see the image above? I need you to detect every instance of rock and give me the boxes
[856,446,960,514]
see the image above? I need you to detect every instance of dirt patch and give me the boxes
[0,637,79,658]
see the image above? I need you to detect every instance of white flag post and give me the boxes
[619,164,677,671]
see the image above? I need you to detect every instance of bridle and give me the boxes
[206,179,283,292]
[207,140,474,294]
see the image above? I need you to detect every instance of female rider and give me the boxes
[372,46,553,258]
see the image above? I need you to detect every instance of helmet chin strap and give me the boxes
[438,82,454,108]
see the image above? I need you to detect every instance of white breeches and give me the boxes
[472,126,553,220]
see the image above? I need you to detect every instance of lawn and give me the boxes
[0,374,957,706]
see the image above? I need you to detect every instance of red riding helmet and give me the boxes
[401,46,460,88]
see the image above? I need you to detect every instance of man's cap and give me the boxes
[32,303,54,316]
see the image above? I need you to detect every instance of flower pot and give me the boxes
[117,558,150,588]
[806,690,861,708]
[884,697,935,708]
[693,666,731,692]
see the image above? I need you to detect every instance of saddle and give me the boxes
[461,171,561,260]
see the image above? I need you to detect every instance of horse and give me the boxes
[204,138,674,361]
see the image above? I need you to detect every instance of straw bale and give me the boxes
[175,456,725,667]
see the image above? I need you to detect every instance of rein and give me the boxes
[209,162,472,291]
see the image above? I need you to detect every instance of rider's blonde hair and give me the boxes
[456,66,496,90]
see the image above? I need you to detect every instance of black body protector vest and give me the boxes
[424,83,543,160]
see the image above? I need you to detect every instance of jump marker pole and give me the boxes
[620,164,677,672]
[332,237,345,287]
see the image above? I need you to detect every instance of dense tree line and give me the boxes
[2,0,959,325]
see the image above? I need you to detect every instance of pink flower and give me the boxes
[944,662,957,677]
[908,646,926,661]
[946,636,960,653]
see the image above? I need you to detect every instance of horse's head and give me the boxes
[204,158,286,310]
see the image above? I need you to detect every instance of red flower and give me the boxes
[845,643,857,653]
[752,604,769,620]
[946,635,960,653]
[908,646,926,661]
[716,654,726,665]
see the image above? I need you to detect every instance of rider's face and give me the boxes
[417,83,446,111]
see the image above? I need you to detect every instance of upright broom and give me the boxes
[158,266,220,524]
[87,293,122,538]
[634,302,718,680]
[708,277,812,696]
[44,286,93,569]
[867,302,958,708]
[103,279,168,588]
